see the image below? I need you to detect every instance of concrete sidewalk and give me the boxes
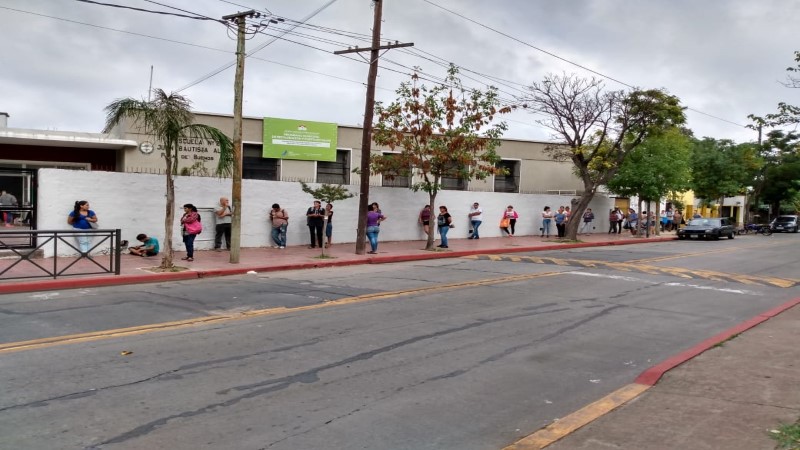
[2,230,798,450]
[0,231,668,294]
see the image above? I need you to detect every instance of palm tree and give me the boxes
[103,89,233,269]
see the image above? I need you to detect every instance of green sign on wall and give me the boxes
[263,117,338,161]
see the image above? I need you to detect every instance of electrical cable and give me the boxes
[420,0,747,128]
[73,0,222,22]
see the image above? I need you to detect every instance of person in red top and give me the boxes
[418,205,431,236]
[180,203,201,261]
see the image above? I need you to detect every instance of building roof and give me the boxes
[0,127,137,150]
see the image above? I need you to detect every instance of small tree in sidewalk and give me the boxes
[103,89,232,269]
[299,182,354,258]
[371,65,512,250]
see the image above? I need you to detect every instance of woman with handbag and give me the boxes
[436,206,452,248]
[66,200,98,254]
[500,205,518,237]
[180,203,202,261]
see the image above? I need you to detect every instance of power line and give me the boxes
[73,0,222,22]
[177,0,340,92]
[420,0,747,128]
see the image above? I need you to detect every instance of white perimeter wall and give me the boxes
[38,169,614,257]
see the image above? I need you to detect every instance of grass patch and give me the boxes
[712,332,742,348]
[769,421,800,449]
[312,254,336,260]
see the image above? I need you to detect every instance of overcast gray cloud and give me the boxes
[1,0,797,144]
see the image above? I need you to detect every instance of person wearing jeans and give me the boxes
[541,206,553,238]
[67,200,97,254]
[269,203,288,248]
[468,202,483,239]
[180,203,201,261]
[365,204,386,254]
[437,205,452,248]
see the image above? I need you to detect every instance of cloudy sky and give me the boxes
[1,0,797,144]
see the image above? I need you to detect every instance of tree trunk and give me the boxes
[564,193,592,240]
[161,148,175,269]
[425,192,437,250]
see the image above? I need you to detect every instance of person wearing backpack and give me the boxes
[180,203,202,262]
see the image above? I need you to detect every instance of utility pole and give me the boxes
[334,0,413,254]
[222,9,258,264]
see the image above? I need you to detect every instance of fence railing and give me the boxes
[0,229,122,281]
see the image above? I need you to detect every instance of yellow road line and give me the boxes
[468,255,797,288]
[0,271,565,355]
[503,383,651,449]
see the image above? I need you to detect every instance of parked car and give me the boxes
[677,217,736,240]
[770,215,799,233]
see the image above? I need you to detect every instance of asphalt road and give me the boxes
[0,235,797,449]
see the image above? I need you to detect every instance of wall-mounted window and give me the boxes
[317,149,350,184]
[494,159,520,193]
[440,163,467,191]
[380,152,411,188]
[243,144,279,180]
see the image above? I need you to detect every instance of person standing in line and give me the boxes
[180,203,201,261]
[672,210,683,231]
[366,203,387,254]
[269,203,288,248]
[564,206,572,224]
[665,207,674,231]
[501,205,519,237]
[468,202,483,239]
[67,200,98,254]
[306,200,325,249]
[541,206,553,237]
[324,203,334,248]
[627,208,639,236]
[608,208,618,234]
[418,204,431,236]
[615,208,624,234]
[0,190,18,227]
[580,208,595,234]
[554,206,567,238]
[214,197,233,251]
[437,205,452,248]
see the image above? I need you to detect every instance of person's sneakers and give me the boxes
[440,245,449,248]
[279,246,285,249]
[270,245,278,248]
[214,248,222,252]
[367,251,377,254]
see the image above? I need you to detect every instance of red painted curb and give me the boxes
[0,236,674,293]
[635,297,800,386]
[0,272,199,294]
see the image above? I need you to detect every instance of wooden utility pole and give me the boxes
[222,9,257,263]
[334,0,413,254]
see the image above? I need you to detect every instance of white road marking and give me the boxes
[30,292,61,300]
[566,271,762,295]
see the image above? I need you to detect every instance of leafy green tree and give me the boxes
[103,89,233,269]
[371,65,512,250]
[758,130,800,214]
[299,182,354,257]
[689,138,760,214]
[606,127,692,232]
[521,74,686,239]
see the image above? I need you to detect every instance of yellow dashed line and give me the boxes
[467,255,797,288]
[0,271,565,355]
[504,383,651,449]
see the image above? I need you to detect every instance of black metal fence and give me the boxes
[0,229,122,280]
